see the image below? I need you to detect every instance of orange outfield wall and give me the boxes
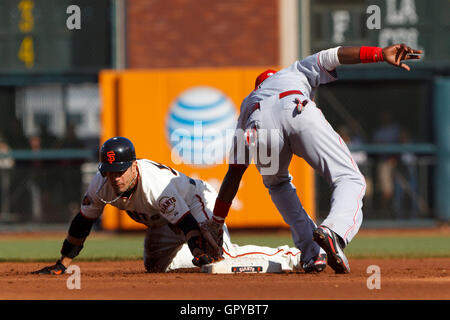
[98,67,315,230]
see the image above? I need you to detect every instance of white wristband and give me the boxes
[319,47,341,71]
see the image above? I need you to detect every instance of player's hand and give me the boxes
[192,253,215,267]
[199,219,224,260]
[186,231,220,267]
[32,260,67,275]
[382,43,422,71]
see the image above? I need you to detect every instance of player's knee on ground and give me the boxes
[144,259,168,273]
[143,245,181,273]
[143,252,175,273]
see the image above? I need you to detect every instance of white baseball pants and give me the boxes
[249,92,366,250]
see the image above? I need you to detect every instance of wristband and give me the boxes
[360,46,384,63]
[213,198,232,220]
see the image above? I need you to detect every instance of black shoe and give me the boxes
[301,253,327,273]
[313,226,350,274]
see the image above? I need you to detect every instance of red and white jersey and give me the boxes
[228,48,341,166]
[236,49,339,132]
[81,159,206,227]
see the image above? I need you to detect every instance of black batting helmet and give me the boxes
[98,137,136,176]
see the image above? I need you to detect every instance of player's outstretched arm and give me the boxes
[198,165,247,252]
[32,211,96,275]
[31,235,85,275]
[337,44,422,71]
[212,164,247,223]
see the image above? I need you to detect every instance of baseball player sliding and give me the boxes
[202,44,422,274]
[33,137,302,275]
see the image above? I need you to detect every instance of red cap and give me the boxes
[254,69,277,89]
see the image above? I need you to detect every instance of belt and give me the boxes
[189,178,196,186]
[279,90,303,99]
[248,90,303,118]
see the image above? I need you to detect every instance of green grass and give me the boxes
[0,235,145,262]
[0,232,448,262]
[344,236,450,258]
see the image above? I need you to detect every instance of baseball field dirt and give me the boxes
[1,227,449,301]
[1,258,449,300]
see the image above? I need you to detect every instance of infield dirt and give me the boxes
[1,258,449,300]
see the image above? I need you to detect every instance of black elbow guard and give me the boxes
[61,239,83,259]
[68,212,96,239]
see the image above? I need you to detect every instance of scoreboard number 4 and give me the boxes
[18,36,34,69]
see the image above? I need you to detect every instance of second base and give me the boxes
[201,257,283,274]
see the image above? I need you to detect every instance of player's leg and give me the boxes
[143,224,191,272]
[286,101,366,273]
[165,243,197,271]
[253,98,322,267]
[223,241,302,272]
[261,172,322,264]
[287,103,366,244]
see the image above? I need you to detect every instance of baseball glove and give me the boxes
[199,219,224,260]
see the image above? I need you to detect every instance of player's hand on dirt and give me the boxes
[382,43,422,71]
[32,259,66,275]
[199,219,224,259]
[192,253,215,267]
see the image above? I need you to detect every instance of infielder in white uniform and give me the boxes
[32,137,301,275]
[203,44,422,274]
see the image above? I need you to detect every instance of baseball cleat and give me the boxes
[313,226,350,274]
[301,253,327,273]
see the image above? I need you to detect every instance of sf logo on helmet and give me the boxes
[106,151,116,164]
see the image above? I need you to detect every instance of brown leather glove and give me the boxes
[186,231,216,267]
[199,219,224,260]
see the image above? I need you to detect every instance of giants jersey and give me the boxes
[81,159,199,227]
